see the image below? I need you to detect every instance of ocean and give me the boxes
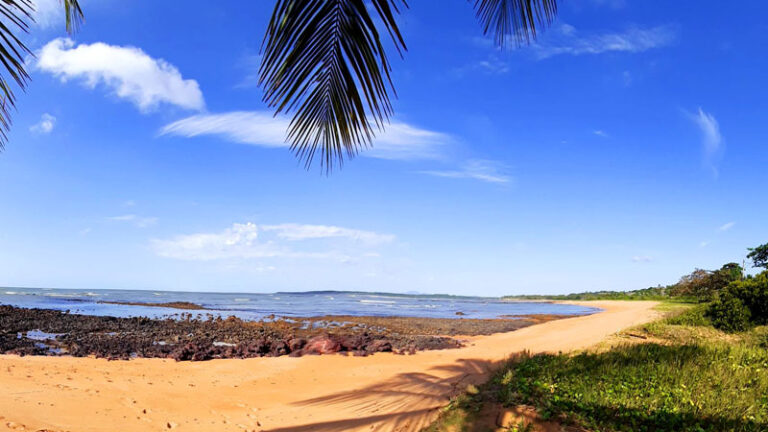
[0,287,600,321]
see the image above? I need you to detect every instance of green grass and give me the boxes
[496,342,768,432]
[426,304,768,432]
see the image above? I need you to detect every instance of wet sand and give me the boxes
[0,301,660,432]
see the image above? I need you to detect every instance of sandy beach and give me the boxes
[0,301,660,432]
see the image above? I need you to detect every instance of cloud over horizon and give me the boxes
[37,38,205,112]
[151,222,394,262]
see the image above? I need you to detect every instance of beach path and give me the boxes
[0,300,659,432]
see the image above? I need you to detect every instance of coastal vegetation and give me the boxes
[428,242,768,432]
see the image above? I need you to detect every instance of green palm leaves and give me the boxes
[260,0,558,170]
[259,0,407,171]
[474,0,557,47]
[0,0,82,148]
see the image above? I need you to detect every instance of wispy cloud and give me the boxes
[531,24,675,59]
[689,107,723,176]
[463,24,674,76]
[261,223,394,245]
[699,241,710,248]
[31,0,68,29]
[622,70,632,86]
[30,113,56,134]
[593,130,609,138]
[151,222,393,261]
[37,38,205,112]
[421,159,512,184]
[234,53,262,89]
[718,221,735,232]
[107,214,158,228]
[632,255,654,263]
[159,111,450,161]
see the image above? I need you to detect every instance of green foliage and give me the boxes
[708,271,768,332]
[707,295,752,332]
[503,286,686,302]
[495,343,768,432]
[747,243,768,269]
[675,263,744,302]
[665,304,711,327]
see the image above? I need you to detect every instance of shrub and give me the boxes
[707,295,752,332]
[707,271,768,332]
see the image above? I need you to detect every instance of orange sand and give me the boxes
[0,301,660,432]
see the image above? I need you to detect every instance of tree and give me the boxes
[747,243,768,269]
[0,0,82,148]
[674,263,743,302]
[259,0,558,170]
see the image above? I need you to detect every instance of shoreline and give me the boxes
[0,300,659,432]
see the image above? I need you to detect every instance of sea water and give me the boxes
[0,287,600,321]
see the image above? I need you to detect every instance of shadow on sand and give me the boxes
[265,357,499,432]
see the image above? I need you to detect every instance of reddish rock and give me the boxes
[303,335,341,355]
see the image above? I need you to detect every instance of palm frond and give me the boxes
[0,0,34,149]
[63,0,85,33]
[0,0,82,150]
[472,0,557,47]
[259,0,407,171]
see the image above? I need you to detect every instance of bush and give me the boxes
[707,295,752,332]
[707,271,768,332]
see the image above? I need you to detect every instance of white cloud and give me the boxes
[159,111,449,160]
[31,0,66,29]
[151,222,393,261]
[36,38,205,112]
[107,214,158,228]
[30,113,56,134]
[261,223,394,245]
[531,24,675,59]
[632,255,653,263]
[622,70,632,86]
[462,25,674,76]
[718,222,735,232]
[699,241,710,248]
[593,130,609,138]
[420,159,512,184]
[689,107,723,176]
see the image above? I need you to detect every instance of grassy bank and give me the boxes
[426,304,768,432]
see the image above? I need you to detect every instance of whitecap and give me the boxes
[359,299,396,304]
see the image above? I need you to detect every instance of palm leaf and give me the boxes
[472,0,558,47]
[0,0,83,150]
[259,0,407,171]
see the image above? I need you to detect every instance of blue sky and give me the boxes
[1,0,766,295]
